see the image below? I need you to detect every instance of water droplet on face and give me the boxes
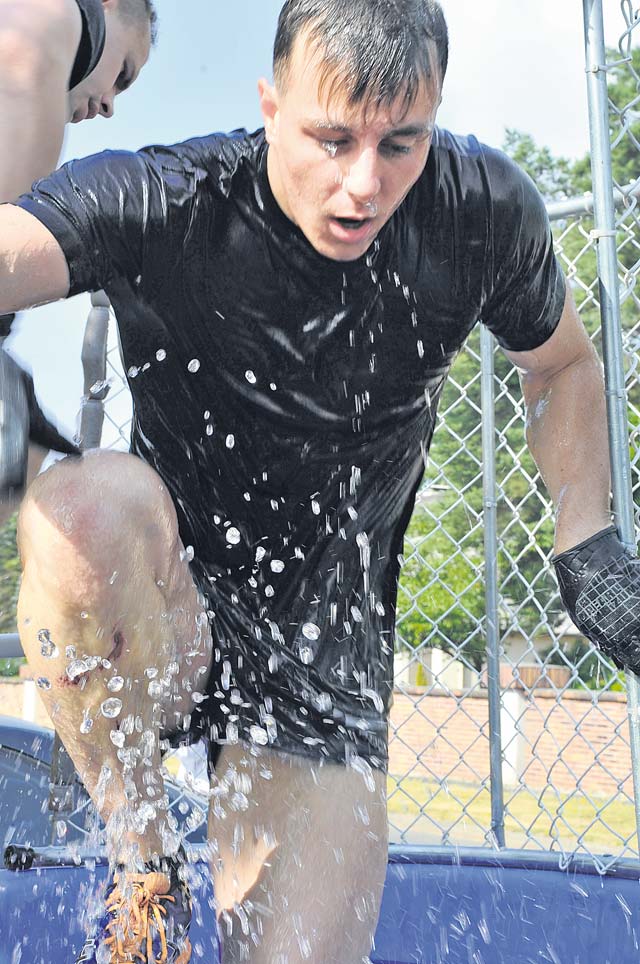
[300,647,314,665]
[302,622,321,641]
[255,546,266,563]
[268,653,278,673]
[156,349,166,362]
[80,611,89,620]
[270,382,277,391]
[36,676,51,690]
[270,560,285,573]
[107,676,124,693]
[206,424,214,436]
[311,500,320,515]
[100,698,123,719]
[38,630,58,660]
[245,370,257,384]
[128,366,140,378]
[65,646,76,659]
[145,667,158,679]
[226,527,241,546]
[265,584,275,597]
[226,434,235,449]
[187,359,201,373]
[148,680,164,698]
[110,730,126,748]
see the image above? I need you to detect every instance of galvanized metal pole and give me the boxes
[480,326,505,848]
[583,0,640,846]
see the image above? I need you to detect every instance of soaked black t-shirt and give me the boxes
[16,128,565,767]
[69,0,106,90]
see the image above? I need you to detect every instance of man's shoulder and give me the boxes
[138,129,265,188]
[431,127,538,204]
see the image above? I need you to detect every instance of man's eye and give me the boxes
[115,68,131,93]
[380,142,412,157]
[320,139,347,156]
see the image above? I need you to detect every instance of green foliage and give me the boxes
[397,58,640,688]
[0,513,20,633]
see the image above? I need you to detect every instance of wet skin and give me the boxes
[259,32,442,263]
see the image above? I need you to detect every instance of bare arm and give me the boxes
[0,203,71,312]
[0,0,81,202]
[505,287,611,554]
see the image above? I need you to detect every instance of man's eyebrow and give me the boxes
[307,120,434,137]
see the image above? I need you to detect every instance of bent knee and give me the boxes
[18,451,179,591]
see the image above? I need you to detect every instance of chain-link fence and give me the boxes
[390,0,640,871]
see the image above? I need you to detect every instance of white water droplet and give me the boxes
[80,712,94,735]
[110,730,126,748]
[206,424,214,436]
[226,527,241,546]
[256,546,266,563]
[128,366,140,378]
[270,382,277,391]
[38,630,58,660]
[270,559,285,573]
[107,676,124,693]
[145,667,158,679]
[100,698,123,719]
[187,359,201,373]
[265,585,274,598]
[300,647,314,664]
[156,349,166,361]
[249,725,269,745]
[36,677,51,690]
[268,653,278,673]
[302,622,321,641]
[226,434,235,449]
[66,659,89,681]
[245,370,257,384]
[311,500,320,515]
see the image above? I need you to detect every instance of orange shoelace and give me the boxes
[103,872,191,964]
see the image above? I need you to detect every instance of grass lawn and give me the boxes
[387,773,638,853]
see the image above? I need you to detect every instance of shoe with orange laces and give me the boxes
[75,857,192,964]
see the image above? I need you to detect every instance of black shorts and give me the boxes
[170,571,390,775]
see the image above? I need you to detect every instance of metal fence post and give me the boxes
[583,0,640,848]
[481,325,505,847]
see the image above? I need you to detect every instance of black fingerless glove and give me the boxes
[553,525,640,674]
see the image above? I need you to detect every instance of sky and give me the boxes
[8,0,629,440]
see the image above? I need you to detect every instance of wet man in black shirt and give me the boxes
[2,1,640,962]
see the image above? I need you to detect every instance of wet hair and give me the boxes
[120,0,159,45]
[273,0,448,113]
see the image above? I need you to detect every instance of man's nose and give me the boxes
[343,149,382,204]
[100,94,115,119]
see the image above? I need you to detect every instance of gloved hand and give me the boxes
[553,525,640,674]
[0,317,79,499]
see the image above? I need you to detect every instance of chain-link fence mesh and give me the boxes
[390,2,640,869]
[31,1,639,868]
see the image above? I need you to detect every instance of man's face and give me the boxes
[260,34,441,262]
[68,0,151,123]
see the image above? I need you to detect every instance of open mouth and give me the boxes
[334,217,371,230]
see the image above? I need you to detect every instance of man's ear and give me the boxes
[258,78,280,145]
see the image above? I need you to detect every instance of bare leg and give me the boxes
[16,450,212,863]
[210,743,388,964]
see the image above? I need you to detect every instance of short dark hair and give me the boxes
[121,0,159,46]
[273,0,448,114]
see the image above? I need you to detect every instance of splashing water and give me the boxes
[100,698,123,719]
[38,629,59,660]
